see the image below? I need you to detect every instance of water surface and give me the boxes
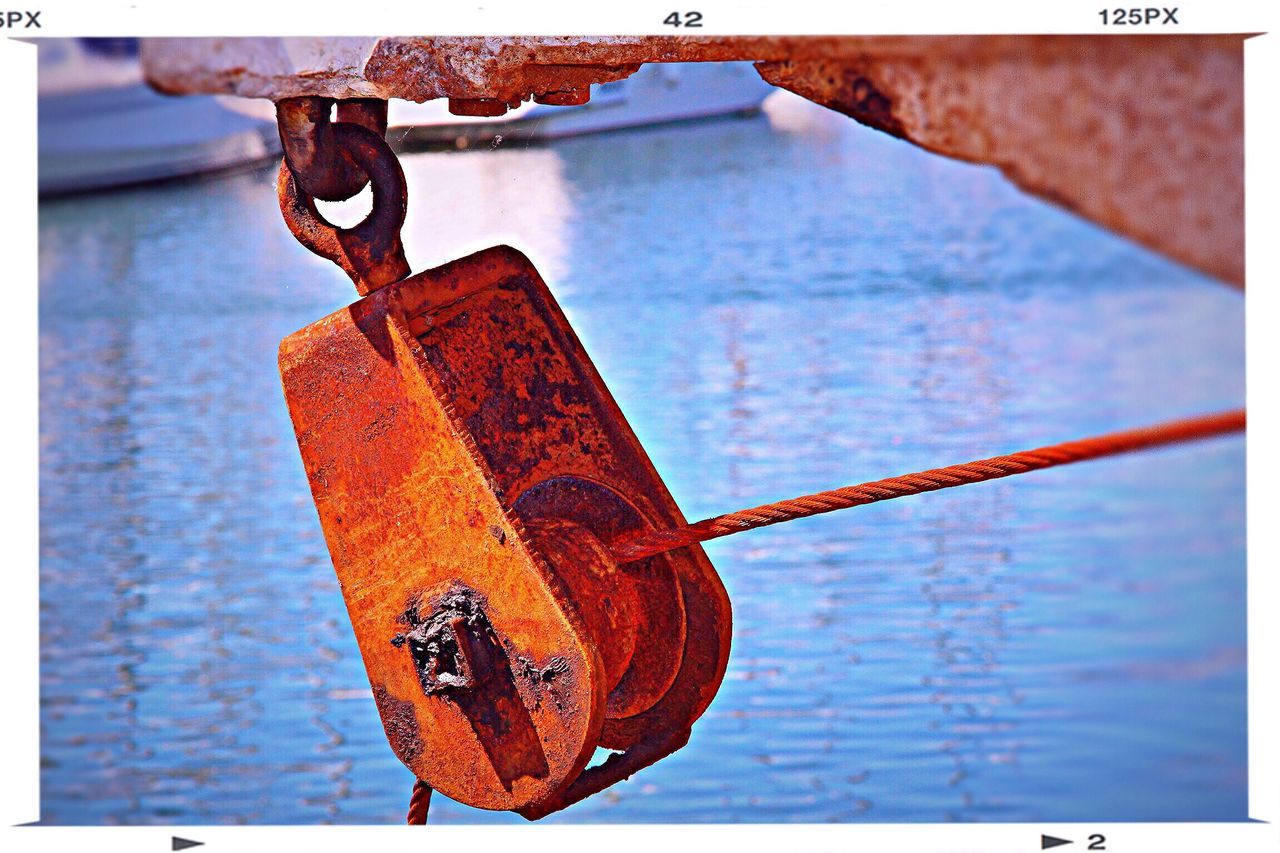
[39,98,1246,824]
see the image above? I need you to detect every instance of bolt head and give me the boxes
[535,90,591,106]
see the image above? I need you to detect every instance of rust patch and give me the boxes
[392,586,487,695]
[372,685,423,764]
[843,74,907,139]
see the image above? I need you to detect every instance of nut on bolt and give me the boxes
[535,89,591,106]
[448,98,510,117]
[392,588,490,695]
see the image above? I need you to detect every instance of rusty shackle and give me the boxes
[276,108,412,294]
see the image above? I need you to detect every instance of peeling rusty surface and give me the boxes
[141,36,791,101]
[280,246,731,815]
[372,685,423,765]
[392,586,489,696]
[396,585,554,791]
[400,248,732,759]
[147,34,1244,285]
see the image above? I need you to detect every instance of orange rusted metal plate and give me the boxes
[278,266,605,811]
[280,245,731,815]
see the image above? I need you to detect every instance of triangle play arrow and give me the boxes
[1041,836,1072,850]
[172,838,204,851]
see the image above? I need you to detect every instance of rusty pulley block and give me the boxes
[274,100,730,818]
[280,248,731,817]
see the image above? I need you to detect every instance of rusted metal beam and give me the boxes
[141,36,805,102]
[754,36,1245,288]
[142,34,1244,284]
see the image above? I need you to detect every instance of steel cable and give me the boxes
[609,409,1246,563]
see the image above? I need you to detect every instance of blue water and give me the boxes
[38,100,1246,824]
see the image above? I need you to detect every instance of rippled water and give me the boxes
[39,96,1246,824]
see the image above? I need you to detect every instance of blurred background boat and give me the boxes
[38,38,282,196]
[38,46,776,193]
[387,62,774,148]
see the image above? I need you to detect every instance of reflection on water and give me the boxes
[39,99,1245,824]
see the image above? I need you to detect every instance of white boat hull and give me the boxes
[388,62,774,147]
[39,40,281,196]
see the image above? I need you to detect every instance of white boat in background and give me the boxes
[388,62,774,148]
[39,38,281,196]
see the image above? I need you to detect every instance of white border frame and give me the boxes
[4,3,1276,851]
